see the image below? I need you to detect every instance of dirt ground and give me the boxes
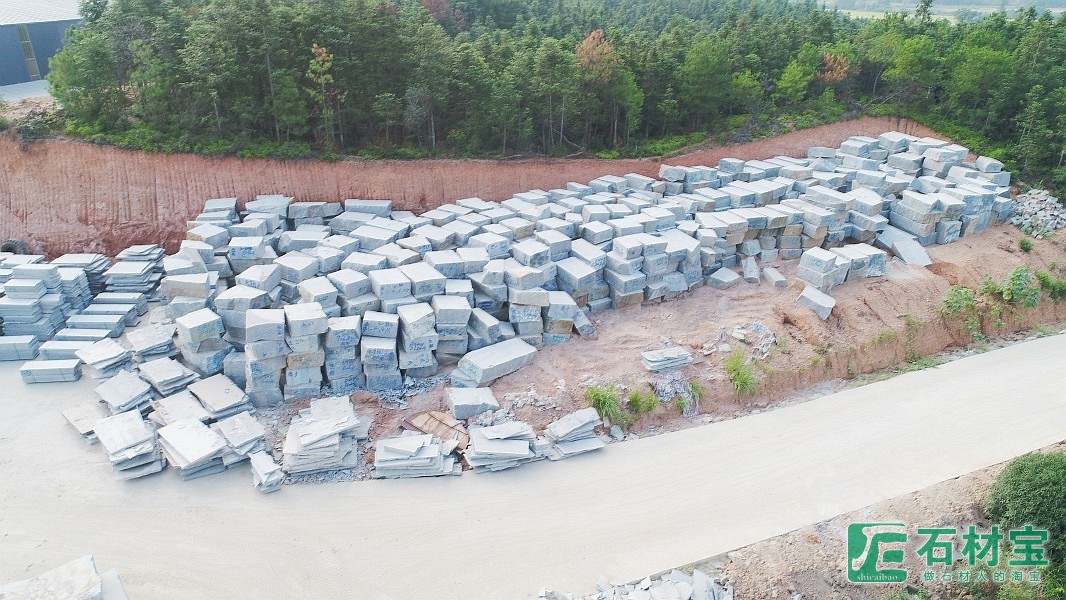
[715,440,1066,600]
[353,225,1065,444]
[0,116,942,256]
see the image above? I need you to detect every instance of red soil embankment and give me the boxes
[0,116,939,257]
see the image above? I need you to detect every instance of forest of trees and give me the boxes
[44,0,1066,187]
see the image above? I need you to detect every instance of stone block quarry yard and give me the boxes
[1,120,1065,599]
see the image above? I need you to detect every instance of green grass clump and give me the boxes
[725,350,758,396]
[627,387,659,416]
[1037,271,1066,303]
[1019,238,1034,253]
[873,329,899,345]
[585,385,632,428]
[985,451,1066,561]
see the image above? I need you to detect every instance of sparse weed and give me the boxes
[586,385,632,429]
[725,349,759,396]
[1019,237,1033,253]
[626,388,658,416]
[899,355,946,372]
[873,329,899,345]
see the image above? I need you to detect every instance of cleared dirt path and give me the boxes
[0,116,941,256]
[0,335,1063,599]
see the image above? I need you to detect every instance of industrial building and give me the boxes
[0,0,80,86]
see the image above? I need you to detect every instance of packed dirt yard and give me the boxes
[0,116,943,256]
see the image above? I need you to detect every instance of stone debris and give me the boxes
[282,396,371,474]
[372,432,462,479]
[540,568,734,600]
[641,346,693,372]
[1009,189,1065,237]
[0,555,129,600]
[94,410,166,480]
[249,450,284,493]
[543,407,606,460]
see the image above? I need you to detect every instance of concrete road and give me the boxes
[0,80,50,102]
[1,335,1064,598]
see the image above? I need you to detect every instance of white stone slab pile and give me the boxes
[462,420,544,472]
[12,263,73,330]
[371,433,460,478]
[0,269,64,340]
[282,396,371,474]
[50,253,111,295]
[158,417,229,480]
[282,302,328,400]
[87,291,148,317]
[138,356,199,396]
[19,358,82,383]
[37,339,95,359]
[55,267,93,311]
[322,316,364,394]
[124,325,177,362]
[94,410,165,480]
[188,373,254,420]
[0,335,40,361]
[147,390,209,427]
[176,308,232,376]
[397,302,438,377]
[243,308,286,405]
[249,450,284,492]
[543,407,606,460]
[212,410,267,467]
[94,369,154,414]
[452,338,537,387]
[108,244,165,293]
[75,338,133,379]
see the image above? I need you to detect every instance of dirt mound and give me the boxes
[0,116,939,257]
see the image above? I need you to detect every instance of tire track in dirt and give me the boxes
[0,116,942,256]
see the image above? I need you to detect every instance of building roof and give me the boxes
[0,0,81,27]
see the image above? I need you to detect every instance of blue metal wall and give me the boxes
[0,19,79,86]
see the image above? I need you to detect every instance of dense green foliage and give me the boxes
[985,451,1066,561]
[46,0,1066,182]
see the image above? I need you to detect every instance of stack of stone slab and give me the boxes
[56,267,93,311]
[37,339,95,359]
[176,308,232,376]
[188,374,254,420]
[249,450,284,493]
[322,316,364,394]
[124,325,177,362]
[462,421,545,472]
[0,335,40,360]
[543,407,606,460]
[19,359,82,383]
[93,410,165,480]
[281,396,371,474]
[75,338,133,379]
[157,417,229,480]
[282,302,328,400]
[138,357,199,396]
[94,369,154,414]
[103,252,162,295]
[212,410,267,467]
[397,302,438,377]
[49,253,112,295]
[147,390,210,426]
[640,346,693,372]
[371,433,460,479]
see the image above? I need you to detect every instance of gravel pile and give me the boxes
[1010,189,1066,237]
